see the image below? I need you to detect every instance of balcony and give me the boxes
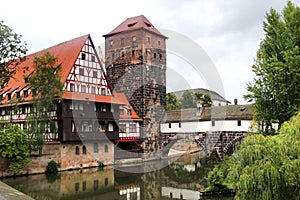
[63,131,119,142]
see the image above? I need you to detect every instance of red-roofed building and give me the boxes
[0,34,142,171]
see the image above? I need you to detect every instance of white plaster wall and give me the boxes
[161,120,252,133]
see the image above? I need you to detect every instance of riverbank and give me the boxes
[0,181,33,200]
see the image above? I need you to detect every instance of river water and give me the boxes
[1,153,233,200]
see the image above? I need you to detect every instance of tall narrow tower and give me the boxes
[103,15,167,152]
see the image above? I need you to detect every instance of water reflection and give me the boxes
[1,153,233,200]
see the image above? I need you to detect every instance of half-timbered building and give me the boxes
[0,34,142,171]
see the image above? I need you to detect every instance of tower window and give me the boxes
[132,36,136,42]
[121,38,125,45]
[109,40,113,47]
[81,53,86,60]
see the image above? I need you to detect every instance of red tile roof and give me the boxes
[0,34,141,121]
[103,15,167,38]
[1,34,88,98]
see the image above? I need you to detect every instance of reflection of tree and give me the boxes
[164,160,213,187]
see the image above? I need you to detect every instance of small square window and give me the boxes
[70,83,75,92]
[101,88,105,95]
[132,36,136,42]
[91,86,96,94]
[109,40,113,46]
[121,38,124,45]
[79,68,84,76]
[24,90,28,98]
[212,120,215,126]
[81,53,86,60]
[93,71,97,78]
[81,85,86,93]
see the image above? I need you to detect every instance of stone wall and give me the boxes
[0,141,115,177]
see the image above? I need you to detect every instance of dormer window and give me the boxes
[16,92,20,98]
[7,93,11,100]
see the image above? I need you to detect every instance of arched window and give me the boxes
[75,146,80,155]
[82,145,87,154]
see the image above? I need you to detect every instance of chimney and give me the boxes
[234,99,238,105]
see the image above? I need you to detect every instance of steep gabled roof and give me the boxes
[103,15,167,38]
[1,34,88,99]
[0,35,141,115]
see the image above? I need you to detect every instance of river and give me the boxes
[1,153,233,200]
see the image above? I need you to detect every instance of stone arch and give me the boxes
[223,134,246,155]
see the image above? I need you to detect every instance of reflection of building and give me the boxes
[162,187,200,200]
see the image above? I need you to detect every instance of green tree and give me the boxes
[27,52,63,155]
[180,90,195,108]
[166,93,180,110]
[195,92,212,107]
[244,1,300,134]
[0,123,30,174]
[0,21,27,90]
[207,111,300,200]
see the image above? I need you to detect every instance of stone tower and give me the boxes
[103,15,167,152]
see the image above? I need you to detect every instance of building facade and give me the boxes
[103,15,167,152]
[0,34,141,173]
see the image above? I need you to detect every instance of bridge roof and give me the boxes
[164,104,253,122]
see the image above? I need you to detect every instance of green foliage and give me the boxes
[244,1,300,134]
[27,52,63,155]
[207,111,300,200]
[180,90,196,108]
[0,21,27,90]
[0,123,30,174]
[195,92,212,107]
[166,93,180,110]
[45,160,60,175]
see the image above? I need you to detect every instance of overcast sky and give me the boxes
[1,0,298,104]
